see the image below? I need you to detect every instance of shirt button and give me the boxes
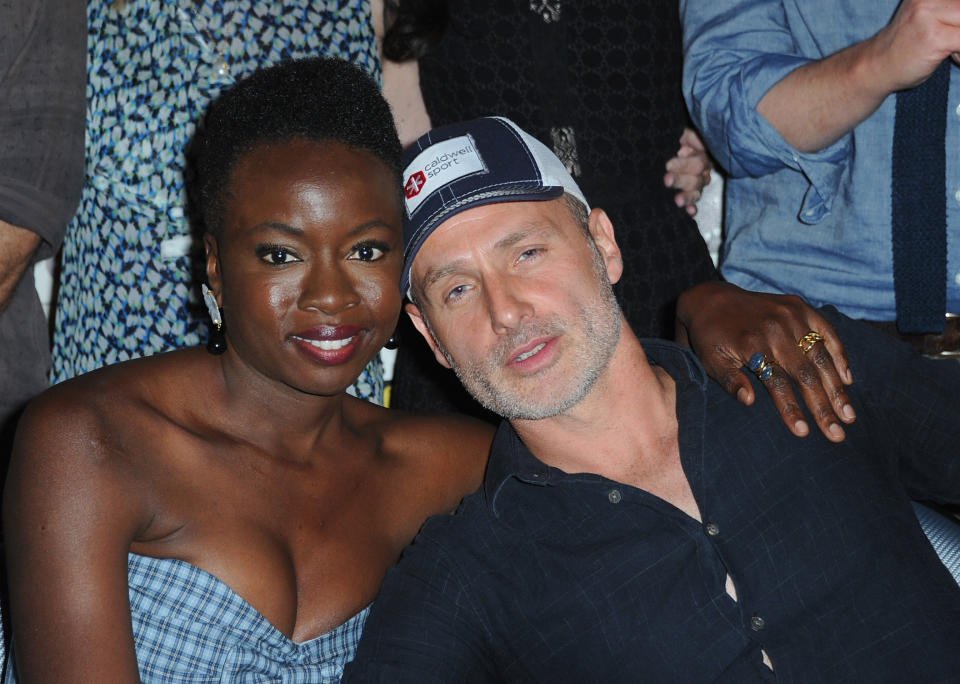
[955,102,960,117]
[954,188,960,205]
[750,615,766,631]
[705,522,720,536]
[607,489,622,504]
[954,271,960,286]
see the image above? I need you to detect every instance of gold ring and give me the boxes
[798,331,824,354]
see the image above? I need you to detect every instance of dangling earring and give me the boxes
[202,284,226,355]
[384,330,398,350]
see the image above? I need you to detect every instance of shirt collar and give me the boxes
[482,339,708,516]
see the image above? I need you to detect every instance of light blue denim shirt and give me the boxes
[680,0,960,321]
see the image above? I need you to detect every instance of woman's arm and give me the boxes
[3,393,147,683]
[676,281,855,442]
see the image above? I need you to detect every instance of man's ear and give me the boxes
[588,208,623,285]
[203,233,223,304]
[405,301,452,369]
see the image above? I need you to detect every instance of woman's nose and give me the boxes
[298,261,361,314]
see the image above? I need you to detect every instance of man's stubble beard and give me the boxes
[427,245,622,420]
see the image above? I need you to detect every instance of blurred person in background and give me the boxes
[0,0,85,462]
[683,0,960,358]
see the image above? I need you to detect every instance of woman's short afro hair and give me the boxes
[188,56,402,237]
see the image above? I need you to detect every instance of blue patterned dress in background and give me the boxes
[51,0,384,402]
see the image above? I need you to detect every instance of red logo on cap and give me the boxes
[405,171,427,199]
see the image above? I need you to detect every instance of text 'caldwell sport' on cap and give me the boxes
[399,116,589,297]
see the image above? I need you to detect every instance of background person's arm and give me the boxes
[756,0,960,153]
[374,0,432,147]
[0,223,41,314]
[682,0,960,172]
[0,0,85,304]
[681,0,854,224]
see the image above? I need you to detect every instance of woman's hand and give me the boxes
[663,127,712,217]
[675,281,856,442]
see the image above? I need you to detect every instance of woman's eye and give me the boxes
[349,242,387,262]
[256,245,299,265]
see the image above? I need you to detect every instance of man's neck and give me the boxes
[511,328,681,488]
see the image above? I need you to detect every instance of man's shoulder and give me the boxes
[416,488,496,545]
[400,484,525,577]
[638,338,710,388]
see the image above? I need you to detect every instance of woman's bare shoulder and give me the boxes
[354,400,494,458]
[351,400,494,490]
[342,400,494,522]
[12,349,210,470]
[5,350,221,547]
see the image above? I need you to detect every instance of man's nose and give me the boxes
[484,276,533,333]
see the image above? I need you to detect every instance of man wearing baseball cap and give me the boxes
[345,117,960,682]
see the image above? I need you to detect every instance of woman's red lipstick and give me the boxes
[290,325,364,365]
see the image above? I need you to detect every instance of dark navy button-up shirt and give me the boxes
[347,313,960,682]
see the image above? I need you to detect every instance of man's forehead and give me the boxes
[410,200,577,302]
[415,201,562,264]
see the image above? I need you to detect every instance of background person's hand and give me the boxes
[675,281,856,442]
[869,0,960,92]
[663,127,712,217]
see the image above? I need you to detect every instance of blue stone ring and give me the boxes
[747,352,775,381]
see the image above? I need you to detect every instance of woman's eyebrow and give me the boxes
[347,219,398,237]
[246,219,397,237]
[249,221,303,236]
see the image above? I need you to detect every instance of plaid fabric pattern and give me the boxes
[127,553,368,682]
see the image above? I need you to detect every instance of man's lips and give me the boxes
[507,336,556,368]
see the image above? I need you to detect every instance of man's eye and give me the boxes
[446,284,469,301]
[349,242,388,262]
[518,248,542,262]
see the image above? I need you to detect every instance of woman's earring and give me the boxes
[202,284,226,355]
[384,330,399,350]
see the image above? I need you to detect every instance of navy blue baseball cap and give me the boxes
[399,116,589,297]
